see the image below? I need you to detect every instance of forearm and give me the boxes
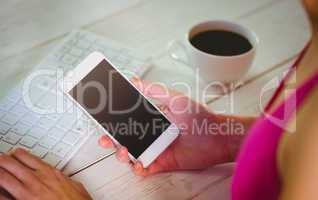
[215,114,256,162]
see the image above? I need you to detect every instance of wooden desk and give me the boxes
[0,0,311,199]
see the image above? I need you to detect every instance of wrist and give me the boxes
[226,134,246,162]
[214,114,256,162]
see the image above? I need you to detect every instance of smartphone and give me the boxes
[63,52,180,168]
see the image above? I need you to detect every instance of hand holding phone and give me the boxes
[64,52,179,168]
[98,78,241,176]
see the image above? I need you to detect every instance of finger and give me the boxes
[69,179,91,198]
[0,154,40,186]
[156,104,171,116]
[11,148,49,171]
[132,161,164,177]
[0,168,31,200]
[54,170,91,198]
[0,195,10,200]
[131,78,194,117]
[132,161,146,176]
[0,188,13,200]
[130,78,182,106]
[115,147,129,163]
[98,135,114,148]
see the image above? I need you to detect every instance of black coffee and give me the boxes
[190,30,252,56]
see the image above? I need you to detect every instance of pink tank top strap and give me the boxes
[271,70,318,126]
[265,42,311,111]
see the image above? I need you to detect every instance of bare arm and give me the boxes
[278,87,318,200]
[278,7,318,197]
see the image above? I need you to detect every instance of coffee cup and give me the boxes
[168,20,259,83]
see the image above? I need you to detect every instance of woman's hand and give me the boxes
[0,149,92,200]
[99,78,254,176]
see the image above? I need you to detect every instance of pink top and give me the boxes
[232,46,318,199]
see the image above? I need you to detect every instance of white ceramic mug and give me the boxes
[168,20,259,83]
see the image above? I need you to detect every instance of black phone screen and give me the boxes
[69,59,171,158]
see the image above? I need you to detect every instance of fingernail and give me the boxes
[119,151,127,160]
[99,138,109,147]
[99,135,106,141]
[119,148,126,154]
[134,162,143,172]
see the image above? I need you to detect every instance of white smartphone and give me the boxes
[63,52,180,168]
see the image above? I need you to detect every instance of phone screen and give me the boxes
[69,59,171,158]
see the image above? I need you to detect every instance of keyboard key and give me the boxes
[0,141,13,153]
[62,131,80,145]
[62,54,77,65]
[1,113,20,125]
[0,122,11,135]
[73,106,85,117]
[63,96,74,111]
[130,59,147,70]
[50,51,63,61]
[56,64,70,72]
[76,40,90,49]
[36,95,57,112]
[0,99,15,111]
[38,117,56,130]
[21,112,41,125]
[18,100,27,106]
[43,153,61,167]
[6,87,22,103]
[10,104,29,116]
[46,113,62,121]
[0,110,6,118]
[39,137,57,149]
[22,85,46,104]
[48,127,65,140]
[65,37,78,46]
[27,127,46,139]
[60,45,72,54]
[12,144,30,152]
[69,48,83,57]
[72,120,88,135]
[82,34,96,43]
[31,145,48,158]
[3,131,22,145]
[11,122,31,136]
[56,113,77,130]
[52,143,71,157]
[19,136,37,148]
[38,91,64,112]
[116,54,130,65]
[37,76,56,91]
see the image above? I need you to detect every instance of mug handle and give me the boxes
[167,40,191,67]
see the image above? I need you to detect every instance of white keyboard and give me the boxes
[0,30,151,169]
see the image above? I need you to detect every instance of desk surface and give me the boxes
[0,0,311,199]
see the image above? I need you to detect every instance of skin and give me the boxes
[0,1,316,199]
[277,2,318,199]
[0,149,92,200]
